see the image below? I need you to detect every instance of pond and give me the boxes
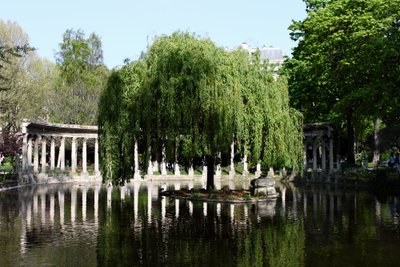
[1,179,400,266]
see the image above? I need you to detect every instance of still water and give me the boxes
[1,180,399,266]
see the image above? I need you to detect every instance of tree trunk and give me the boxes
[346,115,355,165]
[372,118,380,165]
[206,155,215,190]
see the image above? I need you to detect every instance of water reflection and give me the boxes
[1,180,400,266]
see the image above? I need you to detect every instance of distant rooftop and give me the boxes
[230,42,285,64]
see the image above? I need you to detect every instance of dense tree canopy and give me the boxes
[98,32,303,187]
[0,20,54,132]
[50,29,109,125]
[283,0,400,163]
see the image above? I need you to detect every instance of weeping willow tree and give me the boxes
[98,32,303,187]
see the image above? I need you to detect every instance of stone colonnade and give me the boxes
[303,123,340,173]
[21,120,100,182]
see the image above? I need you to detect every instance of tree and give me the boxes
[283,0,400,164]
[0,20,54,132]
[50,29,109,125]
[98,32,303,187]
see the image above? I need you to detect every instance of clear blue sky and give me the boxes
[2,0,306,68]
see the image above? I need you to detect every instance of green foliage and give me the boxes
[98,32,303,184]
[0,20,53,131]
[283,0,400,163]
[50,29,109,125]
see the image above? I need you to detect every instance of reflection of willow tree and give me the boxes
[236,219,305,267]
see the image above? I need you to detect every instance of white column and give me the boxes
[312,137,317,171]
[304,139,308,171]
[27,138,33,167]
[50,137,55,171]
[95,138,100,176]
[133,140,140,179]
[60,137,65,172]
[160,144,167,175]
[107,183,112,210]
[82,138,88,175]
[229,141,235,177]
[147,147,153,177]
[321,137,326,171]
[71,137,77,174]
[22,128,28,173]
[329,137,334,171]
[33,136,39,173]
[188,162,194,177]
[243,154,248,176]
[41,137,46,174]
[215,152,221,179]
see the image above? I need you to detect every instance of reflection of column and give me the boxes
[82,138,88,175]
[281,186,286,216]
[95,138,100,175]
[312,137,317,171]
[147,183,152,223]
[175,199,180,218]
[60,137,65,172]
[58,190,65,226]
[188,201,193,216]
[330,193,334,222]
[71,137,77,174]
[82,186,87,222]
[230,204,235,221]
[26,199,32,229]
[34,137,39,173]
[161,196,166,221]
[94,186,100,225]
[50,192,55,224]
[216,203,221,218]
[50,138,55,171]
[321,138,326,171]
[120,185,126,202]
[203,203,207,217]
[40,193,46,224]
[33,194,38,220]
[303,192,307,218]
[133,183,139,221]
[375,198,381,223]
[71,187,77,223]
[244,205,248,219]
[313,192,317,220]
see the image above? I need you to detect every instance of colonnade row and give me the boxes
[22,135,100,176]
[21,120,100,180]
[303,135,340,173]
[303,123,340,173]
